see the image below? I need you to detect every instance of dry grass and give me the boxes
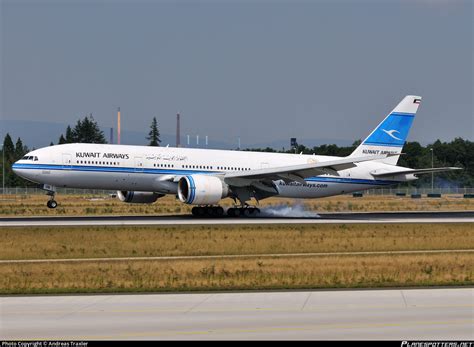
[0,193,472,216]
[1,223,472,294]
[0,253,472,294]
[1,223,473,260]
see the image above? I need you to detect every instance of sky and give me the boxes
[1,0,473,149]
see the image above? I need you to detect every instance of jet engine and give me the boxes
[177,175,229,205]
[117,191,164,204]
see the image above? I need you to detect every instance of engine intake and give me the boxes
[177,175,228,205]
[117,191,164,204]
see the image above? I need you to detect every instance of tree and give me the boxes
[147,117,161,146]
[65,125,75,143]
[0,134,14,189]
[2,134,31,187]
[3,133,15,164]
[58,115,107,144]
[74,115,107,143]
[15,138,28,160]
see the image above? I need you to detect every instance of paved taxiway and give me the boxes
[0,211,473,226]
[1,288,473,340]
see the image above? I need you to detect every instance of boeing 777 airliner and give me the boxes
[12,95,460,217]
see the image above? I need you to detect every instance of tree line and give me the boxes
[1,115,472,188]
[245,138,474,188]
[55,115,161,146]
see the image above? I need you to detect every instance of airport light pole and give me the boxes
[2,144,4,194]
[430,148,434,191]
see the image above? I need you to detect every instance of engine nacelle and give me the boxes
[117,191,164,204]
[177,175,228,205]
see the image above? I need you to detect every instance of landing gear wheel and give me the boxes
[243,208,252,217]
[227,207,260,217]
[192,206,205,217]
[192,206,225,218]
[47,200,58,209]
[215,206,224,217]
[205,206,216,216]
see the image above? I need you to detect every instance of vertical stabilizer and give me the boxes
[350,95,421,165]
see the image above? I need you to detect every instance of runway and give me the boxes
[1,288,472,340]
[0,211,473,226]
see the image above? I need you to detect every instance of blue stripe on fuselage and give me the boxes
[12,163,400,186]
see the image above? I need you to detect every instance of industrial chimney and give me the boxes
[176,113,181,147]
[117,107,121,145]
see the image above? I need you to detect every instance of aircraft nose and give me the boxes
[11,161,31,181]
[12,161,18,173]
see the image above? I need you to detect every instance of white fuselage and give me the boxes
[13,143,407,200]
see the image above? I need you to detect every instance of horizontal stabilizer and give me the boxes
[371,167,462,178]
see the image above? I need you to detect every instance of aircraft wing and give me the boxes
[224,154,395,186]
[371,167,462,178]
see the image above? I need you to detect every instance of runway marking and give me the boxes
[1,249,473,264]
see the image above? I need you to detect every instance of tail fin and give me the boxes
[350,95,421,165]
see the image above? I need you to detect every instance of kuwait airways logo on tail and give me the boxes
[382,129,402,141]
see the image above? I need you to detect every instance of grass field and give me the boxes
[0,223,472,294]
[0,193,473,216]
[1,253,472,294]
[1,224,473,260]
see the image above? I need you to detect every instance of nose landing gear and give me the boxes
[43,185,58,209]
[46,199,58,209]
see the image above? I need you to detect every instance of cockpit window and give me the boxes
[21,156,38,161]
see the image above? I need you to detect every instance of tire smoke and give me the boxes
[259,203,320,218]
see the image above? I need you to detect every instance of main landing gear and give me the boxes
[191,206,260,218]
[227,206,260,217]
[191,206,225,217]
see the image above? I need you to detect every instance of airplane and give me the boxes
[12,95,461,217]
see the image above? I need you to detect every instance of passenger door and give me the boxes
[134,156,144,173]
[62,154,72,170]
